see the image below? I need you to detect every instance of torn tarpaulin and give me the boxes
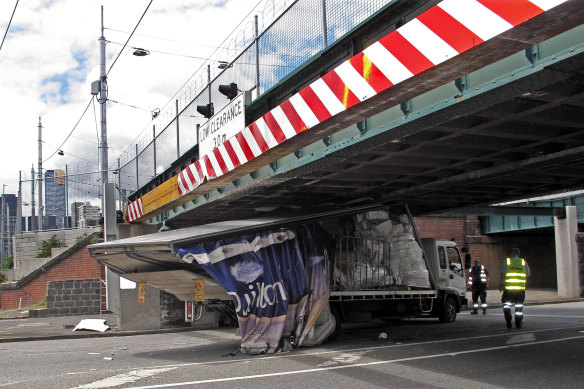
[178,223,332,355]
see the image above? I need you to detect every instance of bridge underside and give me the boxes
[162,48,584,229]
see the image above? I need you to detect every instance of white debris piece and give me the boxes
[73,319,110,332]
[378,332,388,339]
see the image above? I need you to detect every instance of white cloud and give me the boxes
[0,0,257,207]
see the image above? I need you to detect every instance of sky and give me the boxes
[0,0,262,208]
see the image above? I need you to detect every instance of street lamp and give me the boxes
[132,47,150,57]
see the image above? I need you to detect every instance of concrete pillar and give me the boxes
[554,206,579,297]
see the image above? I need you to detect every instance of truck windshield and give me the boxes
[447,247,463,276]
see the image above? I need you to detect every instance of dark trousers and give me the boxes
[472,284,487,308]
[502,289,525,324]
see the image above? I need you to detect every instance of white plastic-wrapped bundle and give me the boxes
[352,262,392,289]
[348,211,430,289]
[390,237,430,288]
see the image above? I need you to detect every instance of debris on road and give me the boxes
[73,319,110,332]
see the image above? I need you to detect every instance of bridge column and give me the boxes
[554,206,579,298]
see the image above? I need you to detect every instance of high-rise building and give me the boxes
[77,203,100,228]
[70,201,86,228]
[45,169,66,229]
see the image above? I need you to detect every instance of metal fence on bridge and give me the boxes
[6,0,393,244]
[116,0,393,196]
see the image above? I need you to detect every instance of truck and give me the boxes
[323,235,467,342]
[89,206,468,353]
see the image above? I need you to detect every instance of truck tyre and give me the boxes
[439,297,457,323]
[325,304,341,343]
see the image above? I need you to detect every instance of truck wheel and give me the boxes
[439,297,457,323]
[325,304,341,343]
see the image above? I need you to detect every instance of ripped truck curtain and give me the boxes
[177,223,331,355]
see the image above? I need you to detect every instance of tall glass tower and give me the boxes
[44,169,66,229]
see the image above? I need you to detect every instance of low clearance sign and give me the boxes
[198,93,244,157]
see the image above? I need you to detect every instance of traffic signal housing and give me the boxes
[197,103,214,119]
[218,83,238,100]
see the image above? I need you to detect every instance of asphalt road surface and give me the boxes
[1,301,583,389]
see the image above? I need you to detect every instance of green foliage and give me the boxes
[35,235,64,258]
[0,272,5,283]
[75,233,99,245]
[1,255,13,270]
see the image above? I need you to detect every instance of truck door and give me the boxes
[437,245,466,291]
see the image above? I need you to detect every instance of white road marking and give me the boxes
[127,334,584,388]
[316,351,367,367]
[71,367,177,389]
[505,333,536,345]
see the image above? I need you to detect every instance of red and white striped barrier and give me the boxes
[129,0,568,222]
[127,198,144,221]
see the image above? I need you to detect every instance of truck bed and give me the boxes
[331,236,434,301]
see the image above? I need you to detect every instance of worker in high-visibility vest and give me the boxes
[499,248,530,328]
[468,258,489,314]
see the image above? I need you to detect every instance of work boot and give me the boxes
[471,309,478,315]
[483,309,487,315]
[515,316,522,329]
[504,308,512,328]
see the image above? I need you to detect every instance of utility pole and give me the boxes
[98,6,115,242]
[96,7,118,316]
[99,6,108,189]
[16,171,22,234]
[38,117,43,231]
[31,166,36,231]
[65,165,69,228]
[1,185,5,262]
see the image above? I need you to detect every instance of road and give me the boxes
[0,301,583,389]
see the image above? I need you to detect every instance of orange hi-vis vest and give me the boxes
[504,257,526,291]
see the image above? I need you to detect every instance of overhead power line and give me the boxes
[0,0,19,54]
[104,27,240,51]
[43,97,94,163]
[106,0,154,77]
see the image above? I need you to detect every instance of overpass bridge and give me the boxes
[121,0,584,230]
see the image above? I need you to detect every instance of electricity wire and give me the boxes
[42,140,98,165]
[106,0,154,77]
[0,0,19,54]
[109,99,155,114]
[43,97,94,163]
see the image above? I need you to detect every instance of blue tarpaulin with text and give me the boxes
[177,223,331,355]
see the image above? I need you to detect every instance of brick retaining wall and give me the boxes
[0,234,105,310]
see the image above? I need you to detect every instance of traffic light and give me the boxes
[218,83,238,100]
[197,103,214,119]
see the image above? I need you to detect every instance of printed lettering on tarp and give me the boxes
[177,224,331,354]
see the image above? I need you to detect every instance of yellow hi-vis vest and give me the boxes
[505,257,526,291]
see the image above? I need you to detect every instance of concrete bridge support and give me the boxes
[554,206,580,298]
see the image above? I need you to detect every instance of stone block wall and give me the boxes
[160,291,191,329]
[577,233,584,297]
[45,279,102,316]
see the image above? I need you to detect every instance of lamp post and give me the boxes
[38,117,43,231]
[99,7,108,190]
[1,185,5,262]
